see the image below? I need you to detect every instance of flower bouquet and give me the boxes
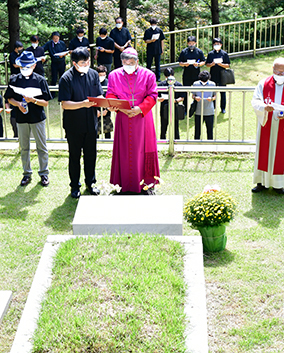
[183,185,237,252]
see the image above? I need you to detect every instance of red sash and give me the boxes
[258,75,284,174]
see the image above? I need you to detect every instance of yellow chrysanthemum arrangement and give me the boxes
[184,185,237,228]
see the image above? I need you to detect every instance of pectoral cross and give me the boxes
[131,94,137,108]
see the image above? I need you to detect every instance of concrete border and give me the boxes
[0,291,13,325]
[10,235,208,353]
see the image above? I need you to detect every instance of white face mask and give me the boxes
[32,43,38,49]
[76,64,90,74]
[214,45,221,51]
[273,74,284,85]
[123,65,136,75]
[77,36,83,41]
[151,25,157,30]
[20,67,33,77]
[116,23,123,29]
[99,75,106,83]
[100,36,107,40]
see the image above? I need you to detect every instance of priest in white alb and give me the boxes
[251,57,284,194]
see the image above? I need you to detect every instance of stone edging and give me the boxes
[10,235,208,353]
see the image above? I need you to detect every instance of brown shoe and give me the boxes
[20,176,32,186]
[41,175,49,186]
[251,183,267,193]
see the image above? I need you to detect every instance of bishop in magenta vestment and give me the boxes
[106,63,160,193]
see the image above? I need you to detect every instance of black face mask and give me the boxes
[17,49,23,55]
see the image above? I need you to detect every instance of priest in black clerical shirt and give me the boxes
[58,47,104,199]
[69,28,90,52]
[26,35,45,77]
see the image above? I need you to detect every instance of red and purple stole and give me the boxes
[258,75,284,174]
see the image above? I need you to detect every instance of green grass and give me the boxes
[32,235,186,353]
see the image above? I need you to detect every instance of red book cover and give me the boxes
[87,97,131,110]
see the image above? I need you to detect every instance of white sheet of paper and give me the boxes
[36,56,46,62]
[161,94,169,100]
[187,59,196,65]
[151,33,160,40]
[53,51,69,57]
[9,85,43,98]
[214,58,223,63]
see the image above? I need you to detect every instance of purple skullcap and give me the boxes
[123,47,138,57]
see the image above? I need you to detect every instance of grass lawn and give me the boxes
[32,235,186,353]
[1,150,284,352]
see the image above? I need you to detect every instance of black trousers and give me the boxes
[146,53,161,81]
[213,81,226,111]
[0,115,3,137]
[113,50,122,69]
[160,103,180,140]
[66,130,97,190]
[194,114,214,140]
[51,60,66,86]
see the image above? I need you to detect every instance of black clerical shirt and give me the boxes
[25,46,45,76]
[206,49,230,84]
[96,36,115,64]
[4,72,52,124]
[58,67,104,134]
[69,37,90,50]
[43,40,67,63]
[143,27,165,55]
[178,47,206,85]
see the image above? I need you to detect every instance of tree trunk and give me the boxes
[211,0,219,38]
[120,0,127,27]
[169,0,175,62]
[7,0,20,53]
[88,0,94,67]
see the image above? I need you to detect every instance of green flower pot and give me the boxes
[198,224,227,252]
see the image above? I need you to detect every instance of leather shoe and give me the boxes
[251,183,267,193]
[87,186,100,195]
[41,175,49,186]
[71,189,81,199]
[20,176,31,186]
[273,187,284,194]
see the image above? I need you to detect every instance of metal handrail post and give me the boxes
[134,31,137,50]
[253,13,258,57]
[196,21,200,47]
[168,78,175,155]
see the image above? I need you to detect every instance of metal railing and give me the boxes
[0,85,257,154]
[134,13,284,66]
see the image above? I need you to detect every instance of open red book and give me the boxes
[87,97,131,110]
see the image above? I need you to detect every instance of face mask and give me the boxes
[189,45,195,50]
[123,65,136,75]
[273,74,284,85]
[76,64,90,74]
[18,49,23,55]
[21,67,33,77]
[214,45,221,51]
[99,75,106,83]
[77,36,83,41]
[100,36,107,40]
[116,23,123,29]
[32,43,38,49]
[151,25,157,30]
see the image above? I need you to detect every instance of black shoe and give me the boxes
[87,186,100,196]
[20,176,32,186]
[40,175,49,187]
[221,109,226,114]
[71,189,81,199]
[273,187,284,194]
[251,183,267,193]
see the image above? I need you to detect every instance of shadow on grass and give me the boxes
[0,184,41,221]
[44,195,78,232]
[203,249,235,268]
[243,191,284,229]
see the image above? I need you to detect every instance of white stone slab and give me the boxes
[0,291,12,325]
[10,235,208,353]
[72,195,183,235]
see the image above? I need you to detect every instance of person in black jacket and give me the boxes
[26,35,45,77]
[206,37,230,114]
[69,28,90,52]
[158,68,185,139]
[143,18,165,82]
